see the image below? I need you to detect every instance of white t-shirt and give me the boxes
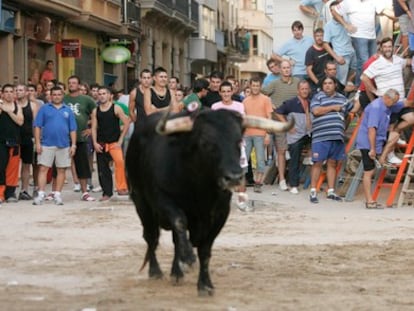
[363,55,406,97]
[335,0,385,39]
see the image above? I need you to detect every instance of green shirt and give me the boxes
[182,93,202,111]
[115,101,129,126]
[64,94,96,142]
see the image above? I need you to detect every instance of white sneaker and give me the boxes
[397,138,407,145]
[289,187,299,194]
[92,186,102,193]
[302,157,313,165]
[387,152,402,165]
[236,201,254,212]
[54,195,64,205]
[33,194,44,205]
[279,179,288,191]
[73,183,81,192]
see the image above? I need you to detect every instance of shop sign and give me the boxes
[61,39,81,58]
[101,45,131,64]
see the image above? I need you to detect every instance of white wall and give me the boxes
[272,0,314,51]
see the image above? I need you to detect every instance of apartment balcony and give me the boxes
[141,0,198,33]
[224,29,249,63]
[120,0,141,37]
[239,55,268,74]
[11,0,123,35]
[188,37,217,63]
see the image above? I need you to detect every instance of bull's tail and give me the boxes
[139,248,150,272]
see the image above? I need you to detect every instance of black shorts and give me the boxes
[390,107,414,124]
[20,141,34,164]
[73,142,91,179]
[360,149,376,171]
[360,91,376,110]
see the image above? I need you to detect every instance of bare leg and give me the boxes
[55,168,66,192]
[326,159,338,190]
[310,162,323,189]
[378,131,399,164]
[363,169,375,203]
[37,165,49,192]
[20,163,31,192]
[277,149,286,182]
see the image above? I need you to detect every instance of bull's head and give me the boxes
[156,110,294,190]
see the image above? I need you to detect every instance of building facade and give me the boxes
[0,0,140,90]
[1,0,271,90]
[238,0,273,82]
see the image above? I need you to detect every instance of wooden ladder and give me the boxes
[397,154,414,207]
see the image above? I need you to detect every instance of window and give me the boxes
[201,7,215,41]
[75,46,96,85]
[252,34,258,56]
[0,8,15,33]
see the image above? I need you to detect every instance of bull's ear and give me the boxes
[243,116,294,133]
[156,116,194,135]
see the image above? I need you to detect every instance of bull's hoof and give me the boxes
[197,286,215,297]
[170,275,184,286]
[149,269,163,280]
[179,260,194,273]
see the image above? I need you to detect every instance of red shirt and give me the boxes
[359,54,379,92]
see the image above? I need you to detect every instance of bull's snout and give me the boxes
[219,172,244,189]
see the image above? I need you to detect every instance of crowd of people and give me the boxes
[1,0,414,210]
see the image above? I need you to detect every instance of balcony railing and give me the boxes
[125,0,141,23]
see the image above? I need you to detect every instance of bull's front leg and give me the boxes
[171,216,196,266]
[197,243,214,296]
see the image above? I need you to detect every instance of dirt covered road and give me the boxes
[1,186,414,310]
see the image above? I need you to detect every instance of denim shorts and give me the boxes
[311,140,346,163]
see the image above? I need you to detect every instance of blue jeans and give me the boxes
[351,37,377,86]
[245,136,266,173]
[336,52,357,86]
[288,135,311,187]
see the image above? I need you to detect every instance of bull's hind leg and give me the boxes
[197,242,214,296]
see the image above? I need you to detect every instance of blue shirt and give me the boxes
[277,36,314,76]
[356,98,404,153]
[276,96,310,144]
[323,20,354,56]
[34,103,77,148]
[263,73,280,87]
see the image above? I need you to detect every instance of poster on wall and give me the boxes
[61,39,81,58]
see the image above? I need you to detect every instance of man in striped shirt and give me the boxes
[309,76,348,203]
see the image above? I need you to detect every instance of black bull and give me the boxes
[125,109,293,296]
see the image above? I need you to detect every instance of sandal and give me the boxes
[365,201,384,209]
[81,192,96,202]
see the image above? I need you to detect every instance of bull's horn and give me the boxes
[156,116,194,135]
[242,116,294,133]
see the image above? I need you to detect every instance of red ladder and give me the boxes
[372,131,414,207]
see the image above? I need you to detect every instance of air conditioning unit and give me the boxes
[34,17,51,41]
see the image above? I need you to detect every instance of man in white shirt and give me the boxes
[332,0,386,86]
[361,37,414,164]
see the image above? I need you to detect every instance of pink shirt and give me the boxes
[211,101,245,115]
